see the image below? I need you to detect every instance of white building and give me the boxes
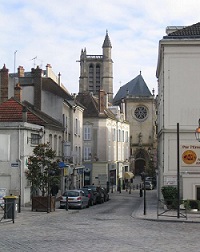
[156,22,200,200]
[0,64,84,205]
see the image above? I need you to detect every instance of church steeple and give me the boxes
[102,30,112,48]
[79,32,113,103]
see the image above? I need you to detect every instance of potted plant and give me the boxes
[161,186,178,209]
[25,143,61,212]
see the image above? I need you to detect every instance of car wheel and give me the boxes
[80,202,83,209]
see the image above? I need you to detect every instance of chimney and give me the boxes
[22,106,27,122]
[31,66,42,110]
[14,83,22,102]
[99,90,105,113]
[58,72,61,86]
[46,64,52,77]
[0,64,9,104]
[18,66,24,77]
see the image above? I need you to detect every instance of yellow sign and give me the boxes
[181,145,200,166]
[63,167,68,176]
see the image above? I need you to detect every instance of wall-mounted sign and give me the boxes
[11,162,18,168]
[181,145,200,166]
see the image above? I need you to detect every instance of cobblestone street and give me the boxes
[0,190,200,252]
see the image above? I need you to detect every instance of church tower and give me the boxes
[79,31,113,103]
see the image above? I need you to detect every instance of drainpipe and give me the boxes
[18,125,22,211]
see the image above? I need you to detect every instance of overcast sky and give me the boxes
[0,0,199,96]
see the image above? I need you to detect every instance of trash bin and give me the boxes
[3,196,18,219]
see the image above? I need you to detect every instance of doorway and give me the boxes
[197,187,200,200]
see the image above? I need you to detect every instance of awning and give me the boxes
[124,172,134,179]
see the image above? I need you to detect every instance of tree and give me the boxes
[25,143,61,197]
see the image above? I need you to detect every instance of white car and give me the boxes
[0,188,6,207]
[60,190,89,209]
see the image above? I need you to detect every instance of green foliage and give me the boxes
[161,186,178,208]
[25,143,61,196]
[184,200,200,210]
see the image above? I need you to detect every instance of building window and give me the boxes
[84,146,91,161]
[134,106,148,121]
[74,118,78,135]
[112,128,116,141]
[84,125,91,140]
[30,133,40,145]
[125,131,129,142]
[54,135,57,154]
[122,130,124,142]
[89,64,94,91]
[118,129,121,142]
[96,65,100,91]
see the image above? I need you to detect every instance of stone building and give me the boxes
[113,72,157,177]
[79,31,113,103]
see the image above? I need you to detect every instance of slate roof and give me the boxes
[102,31,112,48]
[164,22,200,39]
[76,92,116,120]
[113,73,152,105]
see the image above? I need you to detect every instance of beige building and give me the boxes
[113,72,157,177]
[156,22,200,200]
[76,90,130,190]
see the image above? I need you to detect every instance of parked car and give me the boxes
[146,176,157,187]
[60,190,89,209]
[82,185,99,204]
[143,181,154,190]
[80,188,95,206]
[96,186,105,204]
[101,187,109,202]
[0,188,6,207]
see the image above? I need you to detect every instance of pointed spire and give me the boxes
[102,30,112,48]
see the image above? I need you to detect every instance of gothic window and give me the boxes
[96,65,100,91]
[89,64,94,91]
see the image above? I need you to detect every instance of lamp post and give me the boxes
[141,171,146,215]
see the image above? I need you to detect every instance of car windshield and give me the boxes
[67,191,80,197]
[80,189,89,196]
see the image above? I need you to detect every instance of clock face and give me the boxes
[134,106,148,121]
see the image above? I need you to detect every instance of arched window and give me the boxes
[96,64,100,91]
[89,64,94,91]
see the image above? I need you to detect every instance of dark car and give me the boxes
[96,186,105,204]
[101,187,109,202]
[80,188,95,206]
[82,185,98,204]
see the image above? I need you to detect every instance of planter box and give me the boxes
[32,196,56,212]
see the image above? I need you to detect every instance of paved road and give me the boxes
[0,190,200,252]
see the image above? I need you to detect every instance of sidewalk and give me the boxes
[132,189,200,223]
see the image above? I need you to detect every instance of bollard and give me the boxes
[18,195,21,213]
[140,189,143,197]
[65,196,68,211]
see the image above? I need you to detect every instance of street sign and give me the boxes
[11,163,18,168]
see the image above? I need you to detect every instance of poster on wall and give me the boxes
[181,145,200,166]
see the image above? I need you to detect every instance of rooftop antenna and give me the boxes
[14,50,17,85]
[31,56,37,68]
